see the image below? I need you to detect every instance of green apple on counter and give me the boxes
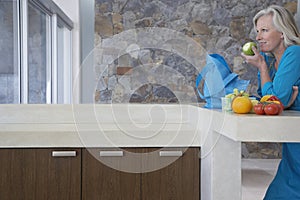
[242,42,257,56]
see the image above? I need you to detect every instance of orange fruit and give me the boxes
[231,96,252,114]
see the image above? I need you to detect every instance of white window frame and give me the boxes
[56,20,72,104]
[20,0,28,103]
[18,0,73,104]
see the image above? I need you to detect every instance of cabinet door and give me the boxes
[0,148,81,200]
[141,148,200,200]
[82,148,140,200]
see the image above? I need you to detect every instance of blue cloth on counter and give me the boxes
[260,45,300,200]
[196,54,249,108]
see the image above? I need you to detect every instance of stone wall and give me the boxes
[93,0,298,158]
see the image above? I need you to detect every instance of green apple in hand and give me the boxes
[242,42,257,56]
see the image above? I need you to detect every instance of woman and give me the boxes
[242,5,300,199]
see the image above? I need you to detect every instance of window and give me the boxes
[56,22,72,104]
[27,2,50,103]
[0,0,73,104]
[0,0,19,103]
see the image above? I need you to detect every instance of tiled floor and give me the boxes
[242,159,280,200]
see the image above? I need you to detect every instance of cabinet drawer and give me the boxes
[82,148,140,200]
[141,147,200,200]
[82,147,200,200]
[0,148,81,200]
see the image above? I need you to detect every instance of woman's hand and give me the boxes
[241,46,268,72]
[241,45,271,86]
[285,86,299,109]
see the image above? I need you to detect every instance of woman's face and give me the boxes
[255,14,284,53]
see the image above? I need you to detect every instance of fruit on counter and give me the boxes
[225,88,249,101]
[270,100,283,114]
[253,102,282,115]
[260,95,275,102]
[253,101,283,115]
[250,99,259,113]
[260,95,284,113]
[260,94,282,103]
[251,99,259,106]
[264,103,280,115]
[232,96,253,114]
[252,95,284,115]
[242,42,257,56]
[266,95,280,101]
[253,103,265,115]
[225,89,237,101]
[224,88,252,114]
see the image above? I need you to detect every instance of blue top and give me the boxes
[259,46,300,199]
[257,45,300,111]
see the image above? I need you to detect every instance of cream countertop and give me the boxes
[0,104,201,148]
[1,104,300,148]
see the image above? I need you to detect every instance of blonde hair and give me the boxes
[253,5,300,46]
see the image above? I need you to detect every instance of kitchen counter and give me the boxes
[1,103,300,200]
[0,104,201,148]
[198,107,300,200]
[210,108,300,142]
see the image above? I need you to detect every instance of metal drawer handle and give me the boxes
[159,151,183,157]
[52,151,77,157]
[100,151,124,157]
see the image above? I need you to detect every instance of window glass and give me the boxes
[57,25,64,103]
[0,0,19,103]
[27,3,50,103]
[0,0,73,104]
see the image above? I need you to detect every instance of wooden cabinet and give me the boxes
[82,148,141,200]
[0,148,81,200]
[0,147,199,200]
[141,148,200,200]
[82,147,200,200]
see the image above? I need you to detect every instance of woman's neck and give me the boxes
[272,45,286,70]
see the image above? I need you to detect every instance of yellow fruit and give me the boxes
[232,96,253,114]
[251,99,259,106]
[250,99,259,113]
[260,95,272,102]
[269,100,281,105]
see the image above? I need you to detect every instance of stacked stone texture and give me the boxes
[94,0,297,158]
[95,0,297,103]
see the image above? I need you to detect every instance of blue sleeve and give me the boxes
[257,53,275,97]
[257,72,262,97]
[261,46,300,107]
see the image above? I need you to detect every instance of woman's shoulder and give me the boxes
[286,45,300,53]
[282,45,300,60]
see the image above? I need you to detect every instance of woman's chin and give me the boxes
[260,48,268,53]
